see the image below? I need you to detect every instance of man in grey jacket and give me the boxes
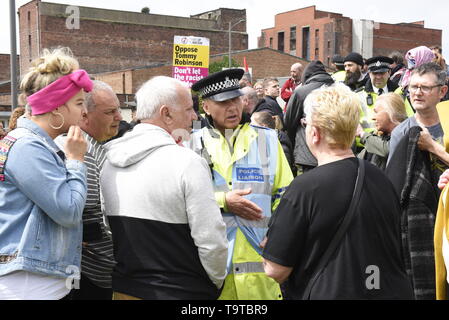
[284,61,335,174]
[100,76,228,300]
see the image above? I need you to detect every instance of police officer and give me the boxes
[331,54,346,83]
[357,56,414,141]
[189,69,293,300]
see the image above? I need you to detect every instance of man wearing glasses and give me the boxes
[386,62,448,300]
[388,63,448,163]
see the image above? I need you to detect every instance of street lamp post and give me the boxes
[9,0,18,111]
[228,19,245,68]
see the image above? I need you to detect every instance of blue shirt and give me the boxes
[0,118,87,278]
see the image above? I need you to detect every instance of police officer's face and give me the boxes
[203,96,243,134]
[370,71,390,89]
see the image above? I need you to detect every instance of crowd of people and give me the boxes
[1,43,449,300]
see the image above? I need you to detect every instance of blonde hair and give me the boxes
[20,47,79,98]
[375,93,407,125]
[304,83,360,149]
[8,107,26,131]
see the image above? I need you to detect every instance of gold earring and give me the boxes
[49,112,65,130]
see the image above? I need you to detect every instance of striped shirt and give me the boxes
[81,134,115,288]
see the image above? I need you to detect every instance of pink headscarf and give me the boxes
[27,69,93,115]
[400,46,436,88]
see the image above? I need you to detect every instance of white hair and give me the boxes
[135,76,188,120]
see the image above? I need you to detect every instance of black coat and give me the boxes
[253,96,284,119]
[284,61,334,166]
[385,126,440,300]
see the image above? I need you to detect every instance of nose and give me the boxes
[115,110,123,121]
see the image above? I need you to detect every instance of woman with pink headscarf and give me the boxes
[395,46,436,111]
[0,48,92,300]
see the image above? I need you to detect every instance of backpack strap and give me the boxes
[303,158,366,299]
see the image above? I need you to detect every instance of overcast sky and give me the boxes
[1,0,448,57]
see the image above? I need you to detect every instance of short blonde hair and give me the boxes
[20,47,79,97]
[304,83,360,149]
[375,93,407,125]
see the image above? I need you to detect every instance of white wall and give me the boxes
[352,19,374,59]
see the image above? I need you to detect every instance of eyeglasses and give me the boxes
[409,84,442,94]
[300,117,308,129]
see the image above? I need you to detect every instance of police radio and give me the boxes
[366,94,374,106]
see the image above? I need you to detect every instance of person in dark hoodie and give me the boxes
[284,60,334,174]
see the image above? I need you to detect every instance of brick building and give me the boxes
[0,54,20,82]
[18,0,248,75]
[259,6,442,66]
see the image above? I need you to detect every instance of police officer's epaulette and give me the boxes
[355,86,365,93]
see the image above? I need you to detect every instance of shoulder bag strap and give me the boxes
[303,158,366,299]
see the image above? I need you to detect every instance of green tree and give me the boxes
[209,56,240,74]
[141,7,150,14]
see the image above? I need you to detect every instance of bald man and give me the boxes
[281,62,303,106]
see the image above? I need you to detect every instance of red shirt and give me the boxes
[281,78,300,110]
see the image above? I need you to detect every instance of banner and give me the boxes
[172,36,210,87]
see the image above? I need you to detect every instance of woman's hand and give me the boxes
[64,126,87,161]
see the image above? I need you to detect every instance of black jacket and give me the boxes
[253,96,284,119]
[284,61,334,166]
[385,126,440,300]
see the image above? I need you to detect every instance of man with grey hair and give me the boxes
[64,80,122,300]
[100,76,228,300]
[386,62,448,300]
[281,62,303,104]
[241,86,260,115]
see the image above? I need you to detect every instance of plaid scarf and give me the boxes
[397,127,440,300]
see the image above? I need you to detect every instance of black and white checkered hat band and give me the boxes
[200,77,240,97]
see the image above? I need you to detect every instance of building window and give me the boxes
[269,37,273,48]
[315,48,319,60]
[302,27,310,60]
[27,11,31,30]
[28,35,32,62]
[290,26,296,54]
[278,31,285,52]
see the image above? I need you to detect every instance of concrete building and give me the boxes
[259,6,442,66]
[18,1,248,75]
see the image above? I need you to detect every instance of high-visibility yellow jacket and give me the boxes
[435,100,449,300]
[190,123,293,300]
[332,70,346,83]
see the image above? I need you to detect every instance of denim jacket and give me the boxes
[0,118,87,279]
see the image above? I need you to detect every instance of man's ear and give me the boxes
[440,85,448,99]
[160,105,171,123]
